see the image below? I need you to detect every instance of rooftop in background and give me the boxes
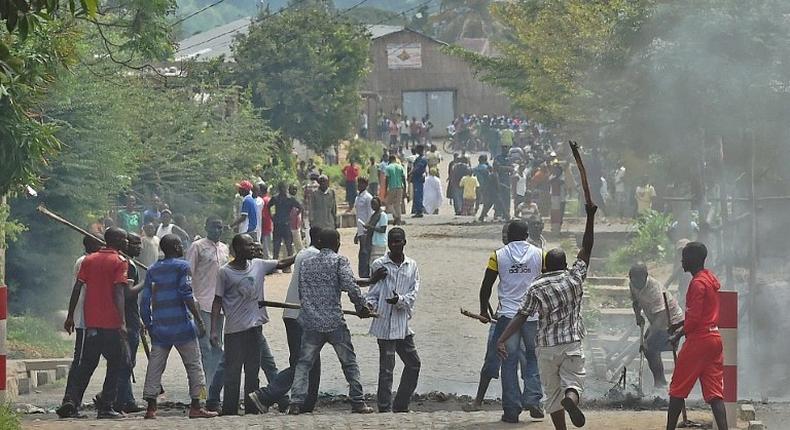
[174,21,494,62]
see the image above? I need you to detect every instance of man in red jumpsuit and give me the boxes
[666,242,728,430]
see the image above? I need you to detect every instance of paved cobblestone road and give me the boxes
[23,409,715,430]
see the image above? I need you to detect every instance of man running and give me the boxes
[366,228,421,413]
[666,242,728,430]
[140,234,217,419]
[480,220,544,423]
[628,262,683,388]
[497,202,597,429]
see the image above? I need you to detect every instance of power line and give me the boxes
[171,0,229,27]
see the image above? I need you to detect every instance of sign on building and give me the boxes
[386,43,422,69]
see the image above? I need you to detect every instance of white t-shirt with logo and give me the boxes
[492,241,543,320]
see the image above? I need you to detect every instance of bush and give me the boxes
[606,210,674,274]
[8,314,72,359]
[346,139,383,165]
[0,404,20,430]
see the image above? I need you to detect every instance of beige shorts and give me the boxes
[537,341,586,414]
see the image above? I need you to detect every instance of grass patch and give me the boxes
[0,403,21,430]
[8,314,72,359]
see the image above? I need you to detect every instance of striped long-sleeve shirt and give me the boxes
[366,254,420,340]
[140,258,197,348]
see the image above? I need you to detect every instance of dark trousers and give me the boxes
[358,238,371,278]
[479,189,505,220]
[222,326,262,415]
[376,335,421,412]
[411,181,424,215]
[115,323,140,407]
[253,319,321,410]
[64,328,126,411]
[62,328,85,406]
[272,225,294,259]
[369,182,379,198]
[345,180,358,206]
[499,184,512,219]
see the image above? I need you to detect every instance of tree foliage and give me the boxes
[231,6,370,152]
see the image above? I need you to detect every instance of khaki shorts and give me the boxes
[537,341,586,414]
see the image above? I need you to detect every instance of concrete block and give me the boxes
[4,376,19,402]
[748,421,765,430]
[35,370,52,386]
[16,377,30,395]
[28,372,38,389]
[56,365,69,380]
[740,404,756,421]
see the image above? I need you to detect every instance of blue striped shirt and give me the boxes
[140,258,197,347]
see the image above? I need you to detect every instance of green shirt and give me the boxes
[117,210,141,233]
[385,163,406,190]
[368,164,379,184]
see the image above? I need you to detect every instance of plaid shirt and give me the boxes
[519,259,587,347]
[297,248,366,333]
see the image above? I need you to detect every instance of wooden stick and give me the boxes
[36,205,149,270]
[460,308,496,323]
[259,300,377,318]
[569,141,593,206]
[664,292,688,423]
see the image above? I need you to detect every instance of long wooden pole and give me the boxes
[259,300,377,318]
[569,141,593,206]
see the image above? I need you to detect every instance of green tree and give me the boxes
[231,6,370,152]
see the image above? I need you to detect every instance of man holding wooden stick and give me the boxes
[497,141,596,429]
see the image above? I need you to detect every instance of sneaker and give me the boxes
[56,402,76,419]
[97,409,124,419]
[351,404,374,414]
[205,402,220,413]
[189,407,219,419]
[527,405,545,419]
[561,397,586,428]
[118,403,145,414]
[501,413,519,424]
[277,397,290,413]
[247,391,269,414]
[462,402,482,412]
[287,404,301,415]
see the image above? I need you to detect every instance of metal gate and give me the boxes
[402,90,455,137]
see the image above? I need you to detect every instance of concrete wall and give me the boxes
[363,30,511,134]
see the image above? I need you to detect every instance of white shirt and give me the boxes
[354,190,373,238]
[516,170,528,196]
[494,241,543,320]
[155,223,174,239]
[253,196,264,241]
[283,246,321,319]
[366,254,420,340]
[186,238,230,313]
[73,256,87,329]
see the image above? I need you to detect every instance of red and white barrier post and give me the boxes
[0,284,7,403]
[717,290,738,430]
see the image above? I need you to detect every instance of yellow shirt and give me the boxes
[460,175,480,200]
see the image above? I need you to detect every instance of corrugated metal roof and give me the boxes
[174,17,252,62]
[367,25,404,39]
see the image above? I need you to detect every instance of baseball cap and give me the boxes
[236,180,253,191]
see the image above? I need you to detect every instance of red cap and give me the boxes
[236,180,253,191]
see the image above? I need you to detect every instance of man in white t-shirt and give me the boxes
[209,233,294,416]
[56,235,102,418]
[479,220,544,423]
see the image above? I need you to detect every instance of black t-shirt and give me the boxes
[125,262,141,329]
[269,194,302,227]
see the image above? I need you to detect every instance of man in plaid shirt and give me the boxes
[497,203,596,429]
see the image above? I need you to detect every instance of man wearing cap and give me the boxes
[309,175,338,231]
[231,180,259,236]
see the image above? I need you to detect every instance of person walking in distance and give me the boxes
[61,227,130,419]
[309,175,338,230]
[366,228,421,413]
[665,242,728,430]
[230,180,259,237]
[628,263,684,388]
[140,234,217,419]
[409,145,428,218]
[384,155,407,225]
[343,160,360,210]
[479,220,544,423]
[289,184,305,253]
[287,229,378,415]
[367,157,380,198]
[185,217,230,411]
[268,182,303,262]
[354,177,374,277]
[56,235,102,419]
[497,203,597,429]
[210,233,295,416]
[365,197,389,265]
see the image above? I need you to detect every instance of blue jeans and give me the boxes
[200,311,224,407]
[499,317,542,418]
[345,180,358,207]
[411,181,424,214]
[291,325,363,406]
[452,187,464,214]
[115,324,140,407]
[253,319,320,410]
